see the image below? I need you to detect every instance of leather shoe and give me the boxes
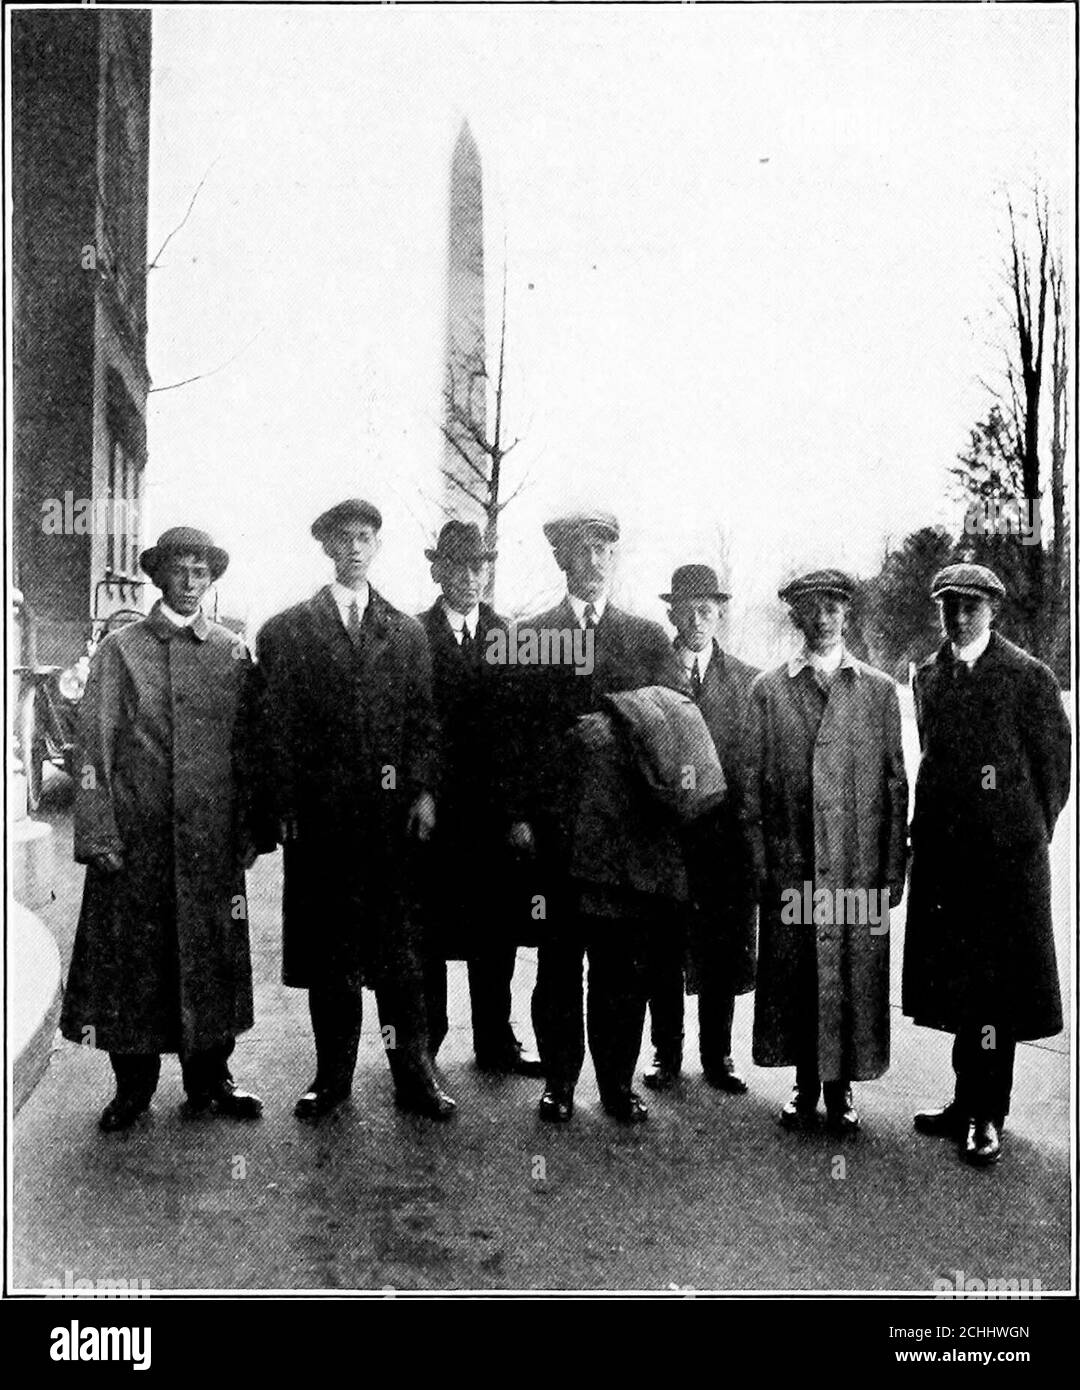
[185,1080,263,1120]
[476,1043,544,1078]
[703,1057,748,1094]
[642,1052,681,1091]
[914,1102,969,1140]
[294,1084,351,1120]
[823,1082,859,1134]
[99,1094,152,1132]
[538,1086,574,1123]
[602,1089,649,1124]
[395,1083,457,1121]
[779,1091,819,1130]
[962,1117,1002,1167]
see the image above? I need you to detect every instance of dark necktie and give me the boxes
[583,603,598,630]
[691,658,702,698]
[460,624,473,656]
[346,598,363,649]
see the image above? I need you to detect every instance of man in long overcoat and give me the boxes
[643,564,758,1094]
[417,520,541,1075]
[505,509,686,1124]
[903,563,1071,1166]
[61,527,268,1131]
[255,498,455,1121]
[741,568,908,1133]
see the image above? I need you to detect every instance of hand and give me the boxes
[887,880,905,909]
[508,821,535,854]
[278,818,299,844]
[92,852,124,874]
[237,840,260,872]
[407,792,436,842]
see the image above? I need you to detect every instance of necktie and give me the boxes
[459,624,473,655]
[691,658,702,698]
[346,598,363,649]
[583,603,598,629]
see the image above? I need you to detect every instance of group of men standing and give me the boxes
[60,499,1070,1169]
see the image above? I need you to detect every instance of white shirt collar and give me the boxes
[788,643,855,678]
[678,641,713,677]
[568,592,608,627]
[441,599,480,640]
[159,601,200,629]
[330,580,370,627]
[952,628,992,667]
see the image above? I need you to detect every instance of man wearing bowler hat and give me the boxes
[61,527,269,1130]
[741,568,908,1134]
[417,520,542,1075]
[643,564,759,1095]
[505,508,686,1123]
[903,563,1070,1167]
[256,498,455,1121]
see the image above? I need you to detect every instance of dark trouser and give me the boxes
[532,918,651,1103]
[423,944,519,1062]
[791,933,848,1108]
[109,1040,235,1103]
[952,1026,1016,1125]
[307,973,437,1097]
[648,937,738,1074]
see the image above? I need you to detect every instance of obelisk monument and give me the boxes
[443,120,488,526]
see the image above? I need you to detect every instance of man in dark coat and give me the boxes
[642,564,758,1095]
[255,498,455,1121]
[903,563,1070,1167]
[505,509,687,1123]
[61,527,268,1132]
[741,568,908,1134]
[417,520,541,1075]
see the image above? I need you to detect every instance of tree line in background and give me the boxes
[848,189,1071,688]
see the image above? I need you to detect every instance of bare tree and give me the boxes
[1048,251,1070,672]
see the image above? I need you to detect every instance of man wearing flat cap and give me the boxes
[740,568,908,1134]
[903,563,1070,1167]
[416,520,541,1076]
[642,564,759,1095]
[61,528,270,1130]
[505,508,687,1124]
[256,499,455,1121]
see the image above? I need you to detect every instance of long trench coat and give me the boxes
[740,653,908,1081]
[902,632,1070,1041]
[60,604,261,1055]
[254,586,439,988]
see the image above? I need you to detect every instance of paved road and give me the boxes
[13,767,1072,1293]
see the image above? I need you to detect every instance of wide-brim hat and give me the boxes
[778,567,857,603]
[930,562,1006,601]
[424,519,496,564]
[311,497,383,542]
[542,509,620,548]
[140,527,228,583]
[660,563,730,604]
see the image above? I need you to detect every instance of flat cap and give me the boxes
[311,498,382,541]
[542,509,620,548]
[140,526,228,583]
[778,567,856,603]
[930,562,1006,601]
[425,519,496,563]
[660,563,730,603]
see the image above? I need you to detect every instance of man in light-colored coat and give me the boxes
[741,568,908,1133]
[61,528,268,1131]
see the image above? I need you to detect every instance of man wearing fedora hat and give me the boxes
[61,528,270,1130]
[642,564,759,1095]
[741,568,908,1134]
[416,520,541,1076]
[903,563,1070,1167]
[256,499,456,1121]
[505,509,687,1124]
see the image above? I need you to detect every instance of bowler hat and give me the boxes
[311,498,383,542]
[930,563,1006,601]
[543,509,620,549]
[778,568,856,603]
[424,519,496,564]
[660,564,730,604]
[140,527,229,583]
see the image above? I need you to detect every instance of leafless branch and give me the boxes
[147,158,220,273]
[148,330,263,395]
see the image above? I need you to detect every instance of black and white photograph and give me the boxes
[6,0,1076,1324]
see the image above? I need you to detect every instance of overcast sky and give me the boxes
[144,2,1074,647]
